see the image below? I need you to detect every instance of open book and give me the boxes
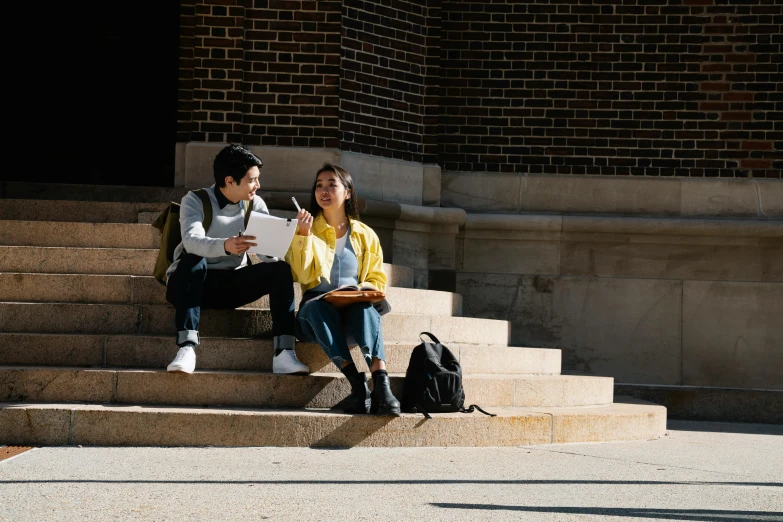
[309,285,392,316]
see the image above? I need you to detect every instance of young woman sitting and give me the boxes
[286,163,400,415]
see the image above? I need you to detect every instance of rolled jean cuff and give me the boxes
[363,354,375,368]
[274,334,296,350]
[177,330,200,346]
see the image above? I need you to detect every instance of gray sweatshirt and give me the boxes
[165,185,270,281]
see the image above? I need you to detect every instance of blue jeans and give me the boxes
[166,253,296,347]
[296,299,385,370]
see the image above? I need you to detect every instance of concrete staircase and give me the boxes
[0,186,666,447]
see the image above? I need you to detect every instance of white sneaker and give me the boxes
[167,345,196,373]
[272,350,309,375]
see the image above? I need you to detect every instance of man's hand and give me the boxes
[224,235,256,255]
[296,209,313,236]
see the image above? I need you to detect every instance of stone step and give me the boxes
[0,366,614,408]
[0,220,160,249]
[0,199,168,223]
[0,246,155,276]
[0,182,188,203]
[0,246,415,286]
[0,303,509,344]
[0,273,460,315]
[0,333,561,375]
[0,400,666,447]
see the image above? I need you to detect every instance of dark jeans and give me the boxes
[165,253,296,346]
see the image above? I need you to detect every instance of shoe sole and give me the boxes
[370,408,402,416]
[167,367,194,374]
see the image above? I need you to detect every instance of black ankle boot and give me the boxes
[370,370,401,416]
[332,364,371,414]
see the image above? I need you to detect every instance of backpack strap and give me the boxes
[243,198,254,228]
[460,404,496,417]
[193,189,213,232]
[414,403,433,420]
[419,332,441,345]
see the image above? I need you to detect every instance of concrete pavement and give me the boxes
[1,420,781,521]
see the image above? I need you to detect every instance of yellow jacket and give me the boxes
[285,214,387,293]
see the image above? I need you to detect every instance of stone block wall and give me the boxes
[456,213,783,389]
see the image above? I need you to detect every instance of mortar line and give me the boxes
[680,281,684,386]
[103,336,108,368]
[68,409,75,445]
[548,413,554,444]
[754,182,769,219]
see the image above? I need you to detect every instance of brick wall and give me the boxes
[177,0,781,178]
[439,0,782,178]
[179,0,342,147]
[340,0,441,163]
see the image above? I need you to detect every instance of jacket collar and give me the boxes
[313,213,354,235]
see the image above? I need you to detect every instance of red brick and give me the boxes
[725,54,757,63]
[723,93,754,102]
[742,141,773,150]
[741,159,771,169]
[720,112,752,121]
[701,63,731,73]
[700,102,729,111]
[704,45,733,53]
[700,82,731,92]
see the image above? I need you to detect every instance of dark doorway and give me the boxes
[8,4,180,187]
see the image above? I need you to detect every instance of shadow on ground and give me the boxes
[430,504,783,521]
[667,420,783,436]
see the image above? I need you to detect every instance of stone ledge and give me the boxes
[443,172,783,219]
[0,401,666,447]
[464,213,782,238]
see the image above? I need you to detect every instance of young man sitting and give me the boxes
[164,144,308,375]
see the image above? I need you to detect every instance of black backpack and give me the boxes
[401,332,496,419]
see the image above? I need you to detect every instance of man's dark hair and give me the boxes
[213,144,263,187]
[309,163,360,220]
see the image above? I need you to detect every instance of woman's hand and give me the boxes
[224,235,256,255]
[297,209,313,236]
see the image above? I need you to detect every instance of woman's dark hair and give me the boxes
[309,163,360,220]
[213,144,263,187]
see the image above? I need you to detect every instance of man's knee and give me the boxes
[177,253,208,276]
[271,261,293,282]
[264,261,293,291]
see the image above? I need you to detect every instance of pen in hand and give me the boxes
[292,197,301,212]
